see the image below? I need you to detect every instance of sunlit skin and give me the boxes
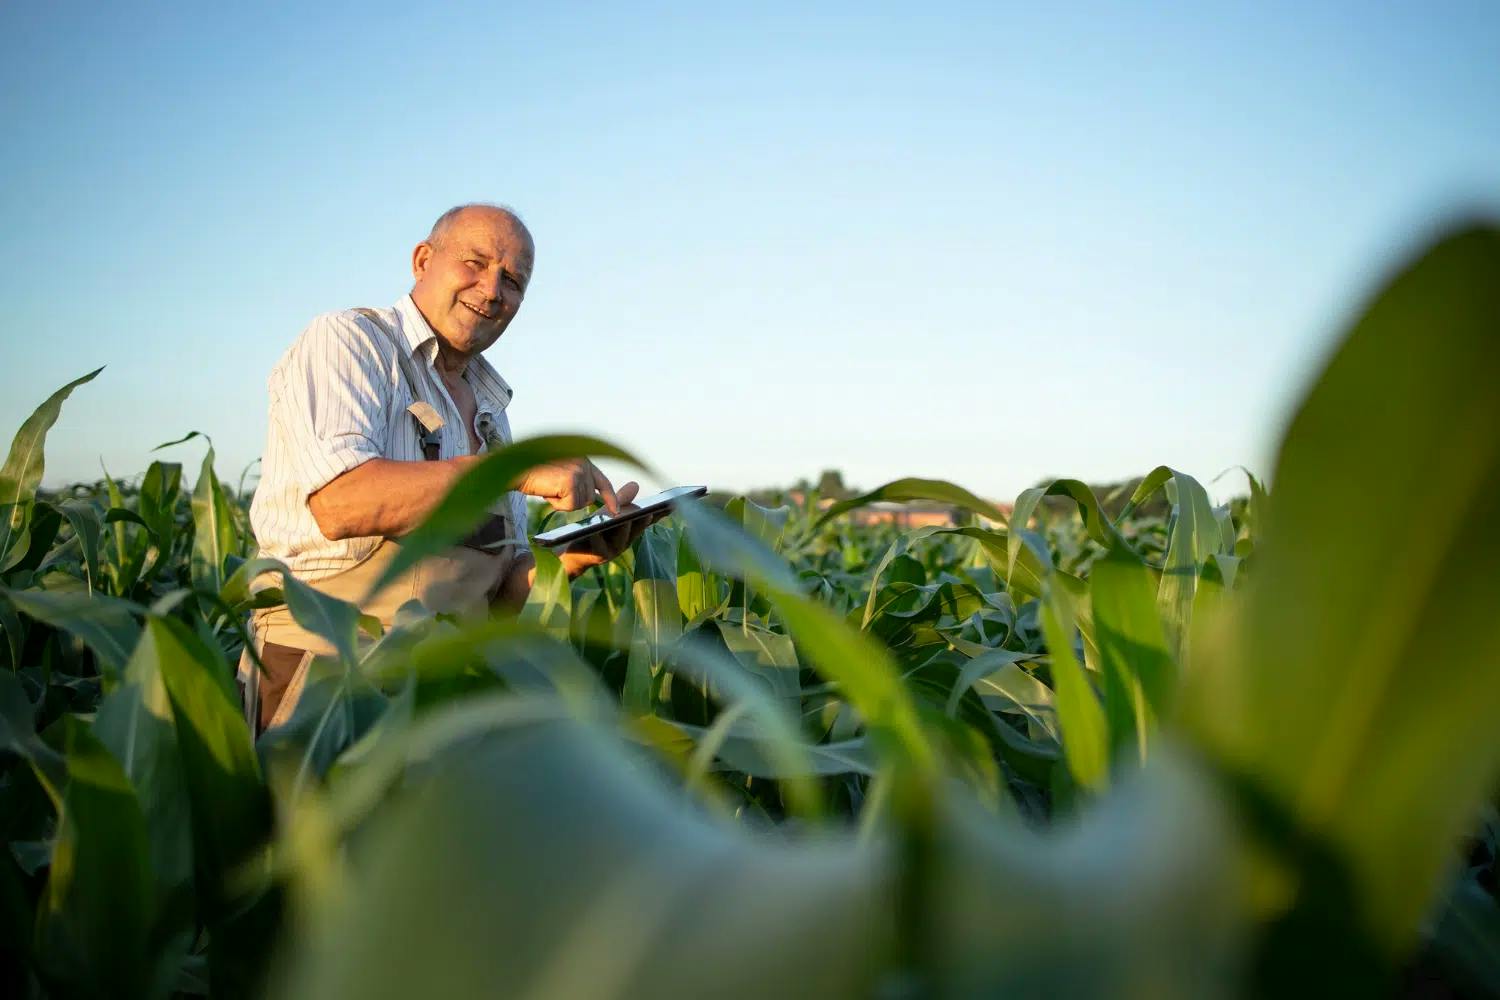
[410,206,533,374]
[308,205,662,605]
[411,207,534,453]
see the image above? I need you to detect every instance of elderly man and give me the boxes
[245,203,645,731]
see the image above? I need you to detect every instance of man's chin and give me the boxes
[449,316,504,347]
[450,327,504,355]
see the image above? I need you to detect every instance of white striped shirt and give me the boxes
[249,294,529,582]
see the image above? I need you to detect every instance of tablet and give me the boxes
[531,485,708,548]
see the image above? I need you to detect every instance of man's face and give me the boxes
[410,208,534,359]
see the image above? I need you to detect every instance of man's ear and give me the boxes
[411,241,433,281]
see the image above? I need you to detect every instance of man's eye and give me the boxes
[465,258,483,268]
[504,275,521,289]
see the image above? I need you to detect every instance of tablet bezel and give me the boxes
[531,485,709,548]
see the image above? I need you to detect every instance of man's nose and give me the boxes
[476,267,502,302]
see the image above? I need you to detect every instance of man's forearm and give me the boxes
[492,552,537,609]
[491,550,598,610]
[308,457,475,540]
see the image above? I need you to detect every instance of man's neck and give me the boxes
[433,341,470,379]
[408,295,472,379]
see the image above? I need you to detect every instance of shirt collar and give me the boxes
[394,293,441,356]
[393,294,514,410]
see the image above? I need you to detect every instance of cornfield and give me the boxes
[1,226,1497,998]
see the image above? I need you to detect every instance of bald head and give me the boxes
[427,203,534,258]
[410,203,536,364]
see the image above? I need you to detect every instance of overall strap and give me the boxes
[352,308,444,461]
[352,308,512,556]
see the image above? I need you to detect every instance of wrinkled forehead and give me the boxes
[442,209,535,271]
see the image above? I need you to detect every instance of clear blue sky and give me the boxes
[3,2,1497,503]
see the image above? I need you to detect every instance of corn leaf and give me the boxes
[1184,224,1500,965]
[142,616,269,920]
[1040,580,1108,792]
[189,442,237,595]
[34,717,160,999]
[0,368,102,569]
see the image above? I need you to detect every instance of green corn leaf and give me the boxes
[675,533,720,621]
[141,616,269,919]
[724,496,792,547]
[630,523,682,696]
[103,480,152,596]
[622,525,683,713]
[93,637,196,902]
[190,442,238,595]
[621,631,654,716]
[1089,541,1177,763]
[656,634,822,817]
[1032,479,1123,548]
[138,461,184,570]
[1159,473,1221,658]
[678,499,936,773]
[0,593,24,669]
[0,668,66,805]
[275,717,892,999]
[1186,554,1235,675]
[0,586,141,682]
[57,499,104,595]
[152,430,206,452]
[675,497,802,595]
[34,717,160,1000]
[709,618,800,703]
[1001,491,1055,605]
[676,716,875,779]
[256,661,388,800]
[1116,466,1221,659]
[521,546,573,639]
[930,750,1240,997]
[0,500,61,576]
[0,368,102,569]
[1040,579,1109,792]
[943,648,1053,730]
[1184,224,1500,967]
[860,527,948,628]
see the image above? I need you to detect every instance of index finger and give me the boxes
[591,464,620,514]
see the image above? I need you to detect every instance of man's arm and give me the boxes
[490,482,666,610]
[492,551,538,609]
[489,550,602,610]
[308,456,478,540]
[309,454,629,542]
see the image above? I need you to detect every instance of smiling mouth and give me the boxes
[461,302,494,320]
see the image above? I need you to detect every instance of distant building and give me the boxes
[849,502,958,528]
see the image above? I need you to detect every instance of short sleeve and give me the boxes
[267,313,393,497]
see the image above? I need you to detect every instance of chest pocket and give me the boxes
[475,411,506,452]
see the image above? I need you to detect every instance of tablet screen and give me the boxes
[532,485,708,547]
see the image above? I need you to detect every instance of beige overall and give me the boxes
[241,309,517,731]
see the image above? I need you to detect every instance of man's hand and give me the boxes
[491,481,673,608]
[555,482,668,577]
[517,458,621,513]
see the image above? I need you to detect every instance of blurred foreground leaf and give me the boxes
[1184,224,1500,984]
